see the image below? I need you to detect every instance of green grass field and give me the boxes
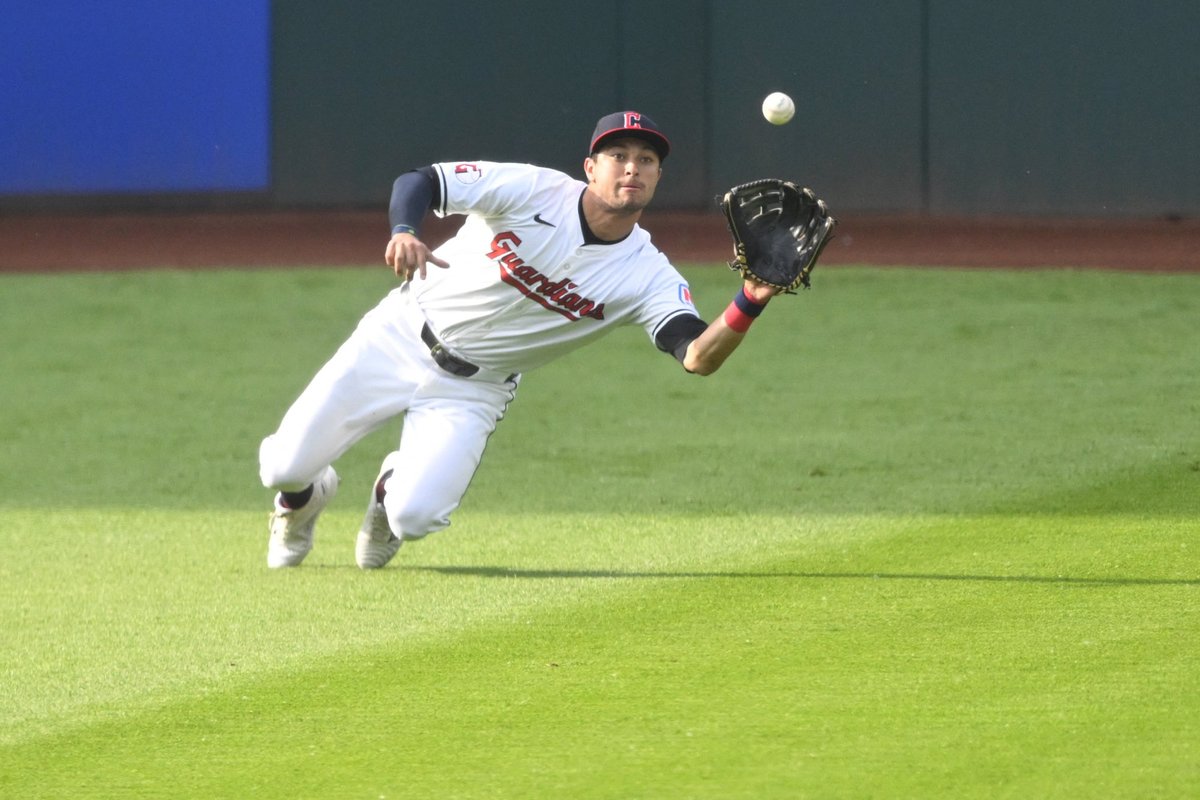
[1,264,1197,798]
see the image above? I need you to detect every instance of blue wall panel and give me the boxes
[0,2,270,195]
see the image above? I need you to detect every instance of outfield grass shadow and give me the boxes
[410,565,1198,587]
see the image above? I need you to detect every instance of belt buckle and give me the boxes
[430,343,477,378]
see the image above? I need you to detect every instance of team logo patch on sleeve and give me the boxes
[453,163,482,184]
[679,284,693,304]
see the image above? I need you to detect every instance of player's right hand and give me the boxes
[385,233,451,281]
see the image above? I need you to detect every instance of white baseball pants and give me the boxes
[258,284,518,540]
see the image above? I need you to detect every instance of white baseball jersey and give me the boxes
[393,161,699,375]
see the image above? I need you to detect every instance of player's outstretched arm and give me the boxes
[681,279,780,375]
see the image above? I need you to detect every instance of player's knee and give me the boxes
[258,436,319,492]
[384,496,450,540]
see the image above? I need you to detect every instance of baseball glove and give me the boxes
[718,179,837,292]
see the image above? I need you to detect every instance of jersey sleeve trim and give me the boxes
[654,311,708,363]
[651,308,694,341]
[431,163,449,217]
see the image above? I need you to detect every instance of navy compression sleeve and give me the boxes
[655,313,709,364]
[388,166,439,236]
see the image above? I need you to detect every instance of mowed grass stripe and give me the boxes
[2,512,1195,798]
[2,266,1197,516]
[0,508,880,746]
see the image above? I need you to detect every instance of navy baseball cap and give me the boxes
[589,111,670,160]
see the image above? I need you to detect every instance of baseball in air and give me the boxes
[761,92,795,125]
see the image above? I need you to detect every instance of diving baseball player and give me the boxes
[258,111,786,569]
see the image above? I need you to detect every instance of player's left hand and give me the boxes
[385,232,450,281]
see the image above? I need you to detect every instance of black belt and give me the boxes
[420,322,481,378]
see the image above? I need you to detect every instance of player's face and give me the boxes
[585,138,662,213]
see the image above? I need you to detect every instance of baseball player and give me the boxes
[258,111,784,569]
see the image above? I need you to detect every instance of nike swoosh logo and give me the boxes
[533,213,556,227]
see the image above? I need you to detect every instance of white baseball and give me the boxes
[761,92,795,125]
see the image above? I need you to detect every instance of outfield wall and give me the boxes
[4,2,1197,216]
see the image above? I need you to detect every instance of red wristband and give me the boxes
[723,287,767,333]
[723,303,753,332]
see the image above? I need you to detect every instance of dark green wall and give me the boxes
[926,2,1199,215]
[272,1,1200,217]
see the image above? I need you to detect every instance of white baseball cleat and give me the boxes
[355,471,402,570]
[355,497,402,569]
[266,466,338,568]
